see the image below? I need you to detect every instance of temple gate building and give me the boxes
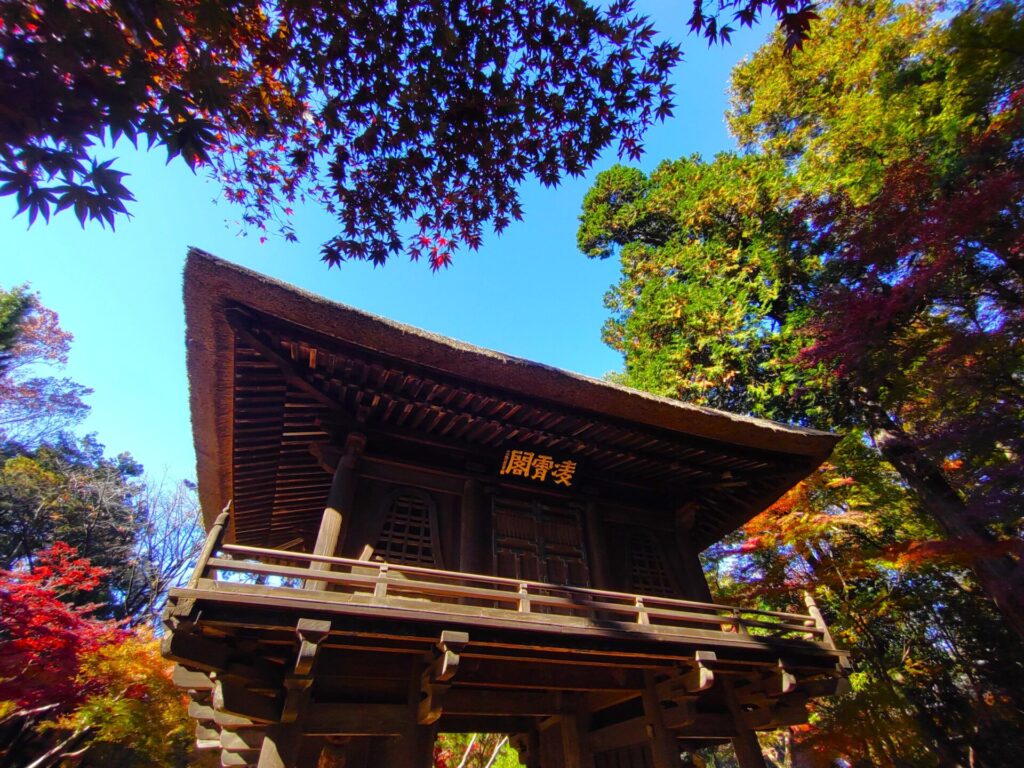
[164,250,850,768]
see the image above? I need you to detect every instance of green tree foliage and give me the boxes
[577,153,833,420]
[0,287,31,376]
[578,0,1024,763]
[434,733,521,768]
[0,0,827,269]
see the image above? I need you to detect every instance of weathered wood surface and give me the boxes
[217,304,830,552]
[189,543,834,649]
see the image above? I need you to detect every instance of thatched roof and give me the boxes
[184,248,838,550]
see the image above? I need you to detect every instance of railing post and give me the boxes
[803,591,836,649]
[373,564,389,602]
[517,583,531,614]
[635,596,650,625]
[732,608,749,636]
[187,503,231,589]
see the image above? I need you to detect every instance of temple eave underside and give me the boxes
[224,305,820,553]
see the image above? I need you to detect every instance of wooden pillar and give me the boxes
[559,714,584,768]
[723,698,769,768]
[674,532,768,768]
[573,698,596,768]
[459,476,483,573]
[307,433,365,590]
[642,671,680,768]
[583,501,612,589]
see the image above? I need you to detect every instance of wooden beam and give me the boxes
[302,704,408,736]
[165,633,284,692]
[174,665,215,691]
[294,618,332,676]
[221,750,253,766]
[163,630,230,674]
[418,631,468,724]
[214,680,282,724]
[197,723,221,741]
[222,730,266,752]
[256,724,302,768]
[642,671,681,768]
[441,715,538,734]
[226,310,342,415]
[441,689,568,717]
[588,704,697,754]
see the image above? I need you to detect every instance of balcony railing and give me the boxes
[172,509,841,656]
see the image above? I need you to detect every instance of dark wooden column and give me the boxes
[642,671,681,767]
[583,501,612,589]
[674,516,769,768]
[459,475,484,573]
[307,432,365,590]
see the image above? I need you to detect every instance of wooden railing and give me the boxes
[184,512,838,650]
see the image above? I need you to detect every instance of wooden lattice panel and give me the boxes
[628,529,677,598]
[372,492,440,567]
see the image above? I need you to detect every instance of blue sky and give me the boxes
[1,7,770,483]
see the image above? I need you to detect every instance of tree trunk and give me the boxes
[873,424,1024,642]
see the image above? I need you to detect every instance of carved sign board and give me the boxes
[498,449,579,488]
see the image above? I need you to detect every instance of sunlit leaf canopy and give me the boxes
[577,3,1024,760]
[1,0,817,269]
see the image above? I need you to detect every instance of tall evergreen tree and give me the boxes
[578,0,1024,762]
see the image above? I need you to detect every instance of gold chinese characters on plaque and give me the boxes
[498,449,578,488]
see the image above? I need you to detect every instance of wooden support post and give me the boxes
[306,433,365,591]
[673,535,769,768]
[459,476,483,573]
[642,671,680,768]
[575,703,595,768]
[558,713,584,768]
[583,502,612,590]
[723,684,769,768]
[187,503,231,589]
[396,649,440,768]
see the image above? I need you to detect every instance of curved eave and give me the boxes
[184,248,840,543]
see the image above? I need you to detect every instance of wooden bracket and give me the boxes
[681,650,717,693]
[173,665,215,692]
[278,617,333,724]
[162,597,200,633]
[294,618,332,676]
[213,679,281,724]
[281,677,314,723]
[417,630,469,724]
[766,659,797,698]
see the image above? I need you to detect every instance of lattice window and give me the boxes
[628,529,676,597]
[372,491,441,567]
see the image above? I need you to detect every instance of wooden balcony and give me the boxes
[163,512,850,767]
[174,544,843,659]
